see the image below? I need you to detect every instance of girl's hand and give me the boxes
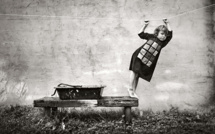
[139,20,149,34]
[144,20,149,25]
[163,18,172,31]
[163,18,169,23]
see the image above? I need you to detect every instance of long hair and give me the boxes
[154,25,168,36]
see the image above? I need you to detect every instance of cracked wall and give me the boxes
[0,0,214,111]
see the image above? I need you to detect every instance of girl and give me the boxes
[128,19,173,98]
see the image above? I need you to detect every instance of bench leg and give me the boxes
[52,107,58,116]
[44,107,58,116]
[124,106,132,125]
[44,107,51,116]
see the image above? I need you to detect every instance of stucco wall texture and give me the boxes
[0,0,214,111]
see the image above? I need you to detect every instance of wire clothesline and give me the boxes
[148,3,215,21]
[0,3,214,21]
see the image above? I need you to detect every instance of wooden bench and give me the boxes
[34,96,138,124]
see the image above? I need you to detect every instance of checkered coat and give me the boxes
[129,31,173,82]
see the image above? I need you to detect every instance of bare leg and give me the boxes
[133,75,139,92]
[129,71,136,89]
[128,71,139,98]
[129,71,139,91]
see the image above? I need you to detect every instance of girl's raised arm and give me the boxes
[138,20,154,40]
[163,18,172,31]
[138,20,149,34]
[162,18,173,47]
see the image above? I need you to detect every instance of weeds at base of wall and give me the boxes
[0,105,215,134]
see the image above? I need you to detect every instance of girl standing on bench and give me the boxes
[128,19,173,98]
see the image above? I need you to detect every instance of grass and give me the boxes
[0,105,215,134]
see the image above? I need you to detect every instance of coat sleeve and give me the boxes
[162,31,173,48]
[138,32,154,40]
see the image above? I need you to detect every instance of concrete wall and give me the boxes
[0,0,214,111]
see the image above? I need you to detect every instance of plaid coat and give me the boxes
[129,31,173,82]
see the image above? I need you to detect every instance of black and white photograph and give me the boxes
[0,0,215,133]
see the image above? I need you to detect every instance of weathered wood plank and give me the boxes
[34,96,138,107]
[100,96,138,100]
[97,96,138,107]
[34,97,97,107]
